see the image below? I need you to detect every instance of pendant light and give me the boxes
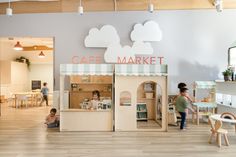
[78,0,83,15]
[148,0,154,13]
[38,51,45,58]
[13,41,23,51]
[6,0,12,16]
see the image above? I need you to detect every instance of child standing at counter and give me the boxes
[90,90,100,109]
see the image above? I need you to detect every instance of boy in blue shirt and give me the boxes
[40,82,49,106]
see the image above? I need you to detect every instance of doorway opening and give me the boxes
[136,81,163,129]
[0,37,54,129]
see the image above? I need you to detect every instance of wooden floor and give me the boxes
[0,103,236,157]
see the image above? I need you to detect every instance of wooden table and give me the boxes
[14,92,41,108]
[210,114,236,132]
[192,102,217,125]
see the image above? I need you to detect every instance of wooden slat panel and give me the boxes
[0,1,62,14]
[61,0,114,12]
[1,0,236,14]
[117,0,214,11]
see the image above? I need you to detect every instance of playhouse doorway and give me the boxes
[136,81,163,129]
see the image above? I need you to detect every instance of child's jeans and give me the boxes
[179,112,186,130]
[47,121,59,128]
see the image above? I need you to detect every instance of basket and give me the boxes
[145,92,153,99]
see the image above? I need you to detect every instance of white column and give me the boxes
[60,75,65,110]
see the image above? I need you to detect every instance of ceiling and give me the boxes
[0,37,53,48]
[0,37,54,64]
[0,0,236,14]
[0,0,59,2]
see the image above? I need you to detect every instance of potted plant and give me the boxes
[15,56,31,69]
[222,68,232,81]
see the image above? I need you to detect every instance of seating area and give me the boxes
[1,92,53,109]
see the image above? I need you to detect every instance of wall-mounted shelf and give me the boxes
[139,98,155,100]
[75,83,112,85]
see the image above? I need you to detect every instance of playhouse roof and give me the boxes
[115,64,167,76]
[60,64,168,76]
[60,64,113,75]
[193,81,216,89]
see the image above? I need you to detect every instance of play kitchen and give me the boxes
[60,64,168,132]
[69,75,112,110]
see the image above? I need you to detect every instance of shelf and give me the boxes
[71,91,111,93]
[139,98,155,100]
[137,111,147,113]
[75,82,112,85]
[144,90,155,92]
[137,103,148,120]
[137,118,148,121]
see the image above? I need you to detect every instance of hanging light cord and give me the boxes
[114,0,117,11]
[80,0,82,6]
[8,0,11,8]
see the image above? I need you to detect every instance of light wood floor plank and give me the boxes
[0,103,236,157]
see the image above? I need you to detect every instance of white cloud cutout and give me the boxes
[84,25,120,47]
[130,20,162,42]
[104,43,135,63]
[132,41,153,55]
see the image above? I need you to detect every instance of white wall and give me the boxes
[0,61,29,98]
[0,10,236,94]
[29,64,53,92]
[10,62,29,93]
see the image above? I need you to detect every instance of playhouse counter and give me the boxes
[60,109,113,131]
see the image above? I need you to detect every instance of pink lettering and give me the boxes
[143,57,149,64]
[95,56,102,64]
[135,57,141,64]
[117,57,127,63]
[150,57,156,65]
[72,56,79,64]
[89,56,94,63]
[158,57,164,64]
[80,56,88,64]
[127,57,135,64]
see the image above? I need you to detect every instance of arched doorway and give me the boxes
[136,81,163,129]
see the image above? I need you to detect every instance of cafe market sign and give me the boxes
[72,20,164,64]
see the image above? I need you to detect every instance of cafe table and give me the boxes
[14,92,41,108]
[192,102,217,125]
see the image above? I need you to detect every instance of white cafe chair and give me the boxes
[15,94,28,108]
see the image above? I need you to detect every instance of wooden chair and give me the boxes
[208,118,230,147]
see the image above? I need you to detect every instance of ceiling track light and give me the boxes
[38,51,45,58]
[214,0,223,12]
[148,0,154,13]
[78,0,83,15]
[6,0,12,16]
